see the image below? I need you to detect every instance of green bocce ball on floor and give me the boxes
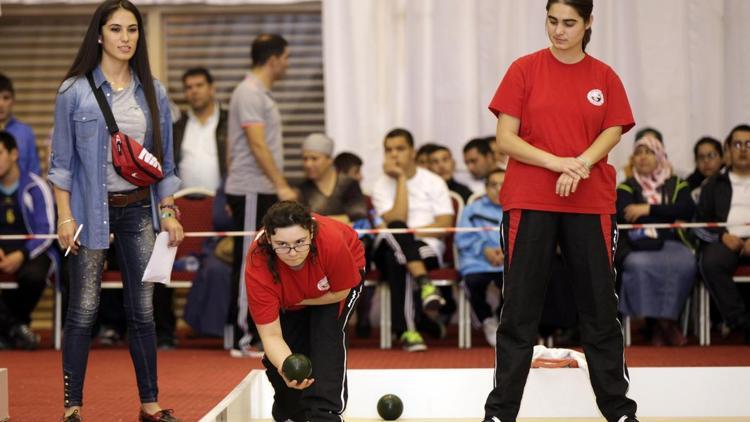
[281,353,312,383]
[377,394,403,420]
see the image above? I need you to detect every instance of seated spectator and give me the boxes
[462,137,496,193]
[618,127,664,183]
[686,136,724,196]
[696,124,750,345]
[297,133,368,223]
[416,143,439,169]
[0,73,41,176]
[616,133,696,346]
[372,128,453,351]
[428,144,473,203]
[0,131,55,350]
[299,138,376,338]
[455,168,504,346]
[334,151,363,183]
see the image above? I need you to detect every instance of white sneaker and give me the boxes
[230,340,264,358]
[483,317,498,347]
[230,346,264,358]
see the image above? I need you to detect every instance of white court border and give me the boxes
[200,367,750,420]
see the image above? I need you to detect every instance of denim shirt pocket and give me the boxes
[72,111,99,144]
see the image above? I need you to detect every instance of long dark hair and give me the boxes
[252,201,319,284]
[62,0,162,162]
[546,0,593,52]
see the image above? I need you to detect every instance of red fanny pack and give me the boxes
[111,131,163,186]
[87,73,164,187]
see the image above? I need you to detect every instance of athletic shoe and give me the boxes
[617,416,639,422]
[231,333,265,358]
[400,330,427,352]
[483,317,498,347]
[482,417,502,422]
[139,408,182,422]
[230,343,264,358]
[420,282,446,311]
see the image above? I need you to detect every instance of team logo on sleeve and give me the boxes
[587,89,604,106]
[317,276,331,291]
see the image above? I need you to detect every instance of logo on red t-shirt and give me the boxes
[587,89,604,106]
[317,277,331,291]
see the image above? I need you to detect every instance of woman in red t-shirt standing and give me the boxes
[483,1,639,421]
[245,201,365,422]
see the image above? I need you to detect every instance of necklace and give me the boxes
[109,81,126,92]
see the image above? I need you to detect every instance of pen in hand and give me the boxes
[65,224,83,257]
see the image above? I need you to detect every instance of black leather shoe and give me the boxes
[9,323,39,350]
[139,409,182,422]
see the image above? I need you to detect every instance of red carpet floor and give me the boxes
[2,332,749,421]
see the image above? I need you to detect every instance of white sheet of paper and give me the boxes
[142,232,178,285]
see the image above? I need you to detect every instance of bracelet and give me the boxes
[159,204,181,220]
[57,217,75,229]
[160,211,175,220]
[575,156,592,170]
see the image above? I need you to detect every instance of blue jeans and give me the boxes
[62,200,158,407]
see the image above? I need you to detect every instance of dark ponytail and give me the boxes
[582,27,592,52]
[546,0,593,52]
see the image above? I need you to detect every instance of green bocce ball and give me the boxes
[281,353,312,383]
[377,394,403,420]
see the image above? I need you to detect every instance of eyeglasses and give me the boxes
[731,140,750,150]
[697,151,720,161]
[273,243,311,254]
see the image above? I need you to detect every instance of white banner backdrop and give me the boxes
[323,0,750,191]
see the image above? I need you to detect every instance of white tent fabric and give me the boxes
[323,0,750,191]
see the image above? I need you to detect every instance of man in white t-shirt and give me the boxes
[372,128,454,352]
[697,124,750,345]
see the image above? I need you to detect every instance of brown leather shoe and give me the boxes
[139,409,182,422]
[61,409,83,421]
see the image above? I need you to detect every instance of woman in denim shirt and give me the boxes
[49,1,183,421]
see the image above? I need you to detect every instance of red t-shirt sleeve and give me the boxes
[603,68,635,135]
[321,223,364,292]
[488,61,525,119]
[245,246,282,325]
